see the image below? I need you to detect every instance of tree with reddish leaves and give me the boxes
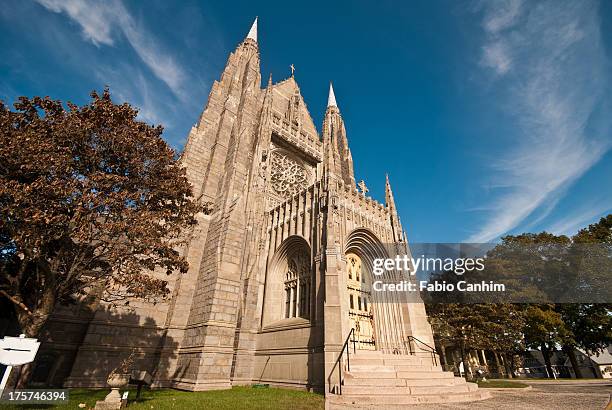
[0,89,199,342]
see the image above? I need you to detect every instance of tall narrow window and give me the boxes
[284,252,311,319]
[350,294,354,309]
[299,281,309,317]
[358,296,362,311]
[285,288,291,318]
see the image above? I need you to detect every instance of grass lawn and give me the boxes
[0,386,325,410]
[477,380,530,388]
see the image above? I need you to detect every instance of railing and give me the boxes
[406,336,438,367]
[328,328,356,395]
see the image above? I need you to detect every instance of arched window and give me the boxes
[284,252,310,319]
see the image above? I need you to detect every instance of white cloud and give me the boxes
[36,0,186,100]
[482,0,523,34]
[467,0,611,242]
[37,0,115,46]
[481,41,512,74]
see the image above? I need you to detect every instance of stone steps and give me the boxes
[327,350,491,408]
[348,369,456,379]
[343,376,468,387]
[341,383,473,396]
[348,364,441,372]
[349,358,431,366]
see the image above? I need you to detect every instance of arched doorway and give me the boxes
[346,253,375,350]
[345,228,409,353]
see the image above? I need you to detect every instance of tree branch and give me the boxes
[0,290,33,316]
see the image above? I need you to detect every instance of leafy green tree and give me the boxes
[523,304,572,378]
[429,217,611,380]
[555,215,612,377]
[556,303,612,377]
[427,303,487,380]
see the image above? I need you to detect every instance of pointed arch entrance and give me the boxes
[345,228,408,353]
[345,252,375,349]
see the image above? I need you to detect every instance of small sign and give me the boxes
[0,335,40,366]
[121,391,129,400]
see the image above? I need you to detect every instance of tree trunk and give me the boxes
[502,353,514,378]
[438,344,448,368]
[14,288,56,388]
[493,351,505,378]
[459,343,471,381]
[480,350,488,368]
[563,345,582,379]
[540,343,554,379]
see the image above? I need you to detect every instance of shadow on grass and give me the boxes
[1,387,325,410]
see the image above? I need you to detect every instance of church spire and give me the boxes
[327,82,337,108]
[385,173,396,209]
[322,82,354,187]
[246,17,258,42]
[385,174,404,243]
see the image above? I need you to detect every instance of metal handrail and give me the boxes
[328,328,356,395]
[406,335,438,367]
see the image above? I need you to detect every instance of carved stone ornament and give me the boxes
[269,151,309,198]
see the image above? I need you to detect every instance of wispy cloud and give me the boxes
[467,0,612,242]
[36,0,187,100]
[548,203,611,236]
[93,64,172,128]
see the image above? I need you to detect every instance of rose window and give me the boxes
[270,151,309,198]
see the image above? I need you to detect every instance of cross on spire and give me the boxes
[290,64,295,77]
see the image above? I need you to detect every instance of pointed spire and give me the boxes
[246,17,258,42]
[386,174,404,242]
[385,174,396,208]
[327,82,337,108]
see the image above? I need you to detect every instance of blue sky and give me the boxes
[1,0,611,243]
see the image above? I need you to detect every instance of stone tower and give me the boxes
[163,17,436,392]
[53,19,487,403]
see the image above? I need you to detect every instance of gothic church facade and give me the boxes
[37,18,438,395]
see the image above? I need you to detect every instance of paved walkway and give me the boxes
[403,380,612,410]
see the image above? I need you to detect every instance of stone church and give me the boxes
[32,18,488,404]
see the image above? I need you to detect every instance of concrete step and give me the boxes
[347,364,440,372]
[344,377,467,387]
[382,358,437,366]
[390,364,441,372]
[342,377,407,386]
[341,383,472,396]
[345,370,397,379]
[326,390,491,407]
[346,369,456,380]
[347,365,395,372]
[396,370,456,379]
